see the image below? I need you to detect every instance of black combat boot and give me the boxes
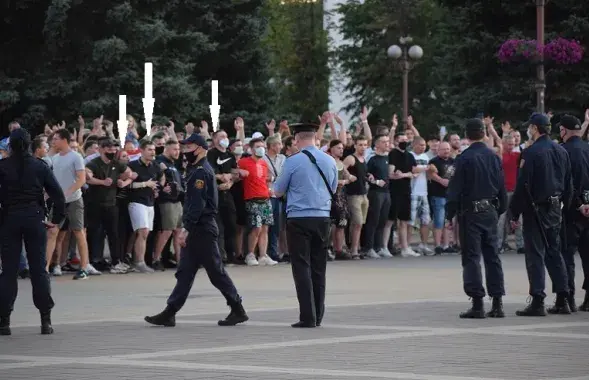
[218,302,249,326]
[0,315,11,336]
[486,297,505,318]
[579,292,589,312]
[515,296,546,316]
[567,291,577,312]
[547,292,572,315]
[40,311,54,335]
[459,297,486,319]
[144,305,177,327]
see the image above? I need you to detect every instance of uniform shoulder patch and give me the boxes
[195,179,205,189]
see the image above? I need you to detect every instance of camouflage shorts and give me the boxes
[245,199,274,228]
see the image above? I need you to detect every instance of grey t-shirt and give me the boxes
[51,150,85,203]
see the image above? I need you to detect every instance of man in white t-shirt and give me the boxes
[410,137,433,255]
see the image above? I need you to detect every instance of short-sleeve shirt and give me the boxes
[127,159,163,207]
[207,148,237,185]
[428,156,455,197]
[86,157,128,207]
[238,156,270,200]
[51,150,85,203]
[388,149,416,195]
[366,154,390,192]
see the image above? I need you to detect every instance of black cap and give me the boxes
[179,133,208,149]
[558,115,582,130]
[9,128,31,145]
[290,123,319,135]
[465,118,484,132]
[524,112,551,128]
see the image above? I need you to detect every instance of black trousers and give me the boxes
[459,209,505,298]
[561,217,589,293]
[117,200,133,261]
[363,190,391,251]
[86,204,120,265]
[286,217,330,324]
[217,191,237,260]
[0,206,54,316]
[167,218,241,311]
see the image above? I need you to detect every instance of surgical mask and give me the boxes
[527,128,534,141]
[254,147,266,157]
[219,138,230,149]
[184,150,198,164]
[233,146,244,155]
[155,146,164,155]
[397,141,408,150]
[105,152,116,160]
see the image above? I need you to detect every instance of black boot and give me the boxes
[0,315,11,336]
[516,296,546,316]
[40,311,54,335]
[144,305,176,327]
[567,291,578,313]
[547,292,572,315]
[486,297,505,318]
[459,297,486,319]
[579,292,589,312]
[218,302,249,326]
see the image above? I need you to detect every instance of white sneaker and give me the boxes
[418,244,434,256]
[84,263,102,276]
[245,253,259,266]
[377,248,393,258]
[52,265,62,276]
[258,255,278,266]
[110,263,128,274]
[121,262,131,271]
[134,262,155,273]
[364,249,380,259]
[401,248,421,257]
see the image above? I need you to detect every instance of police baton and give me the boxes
[524,183,549,249]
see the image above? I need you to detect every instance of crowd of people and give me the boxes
[0,110,586,293]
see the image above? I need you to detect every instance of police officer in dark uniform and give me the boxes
[558,115,589,312]
[510,112,572,316]
[446,118,507,319]
[0,129,66,336]
[144,134,248,327]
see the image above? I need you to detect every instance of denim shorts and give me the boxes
[430,196,447,229]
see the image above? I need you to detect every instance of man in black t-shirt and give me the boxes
[207,129,239,263]
[388,133,419,257]
[427,142,455,254]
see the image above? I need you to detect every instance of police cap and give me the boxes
[290,123,320,135]
[179,133,208,149]
[557,115,582,130]
[465,118,485,132]
[9,128,31,145]
[524,112,551,128]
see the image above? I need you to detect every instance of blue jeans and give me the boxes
[268,198,283,260]
[430,196,447,230]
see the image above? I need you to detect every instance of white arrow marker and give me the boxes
[142,62,155,136]
[117,95,128,148]
[209,80,220,132]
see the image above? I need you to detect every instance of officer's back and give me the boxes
[560,116,589,202]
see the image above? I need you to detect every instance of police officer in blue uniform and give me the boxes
[145,134,248,327]
[0,129,66,336]
[274,123,337,328]
[558,115,589,312]
[446,118,508,319]
[510,112,572,316]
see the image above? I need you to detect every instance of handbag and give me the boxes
[301,150,340,220]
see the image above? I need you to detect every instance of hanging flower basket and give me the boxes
[544,38,584,65]
[497,38,584,65]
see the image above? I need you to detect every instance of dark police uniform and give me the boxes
[0,129,66,336]
[145,134,248,327]
[558,115,589,311]
[446,118,507,319]
[510,113,572,316]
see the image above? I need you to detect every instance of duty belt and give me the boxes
[464,199,496,213]
[537,195,560,207]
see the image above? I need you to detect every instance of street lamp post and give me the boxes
[387,37,423,128]
[535,0,546,113]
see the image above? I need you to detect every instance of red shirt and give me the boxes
[238,156,270,200]
[502,151,520,192]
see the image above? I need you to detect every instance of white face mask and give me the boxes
[254,147,266,157]
[219,138,230,148]
[233,146,243,155]
[527,128,534,141]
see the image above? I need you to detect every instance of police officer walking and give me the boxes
[145,134,248,327]
[558,114,589,312]
[274,123,337,328]
[510,113,572,316]
[446,119,508,319]
[0,129,66,336]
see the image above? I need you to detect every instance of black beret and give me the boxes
[465,118,484,132]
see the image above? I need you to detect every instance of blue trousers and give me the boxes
[268,197,283,260]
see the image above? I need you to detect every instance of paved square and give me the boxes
[1,255,588,380]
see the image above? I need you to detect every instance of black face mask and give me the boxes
[398,141,408,150]
[105,152,116,160]
[184,150,198,164]
[155,146,164,155]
